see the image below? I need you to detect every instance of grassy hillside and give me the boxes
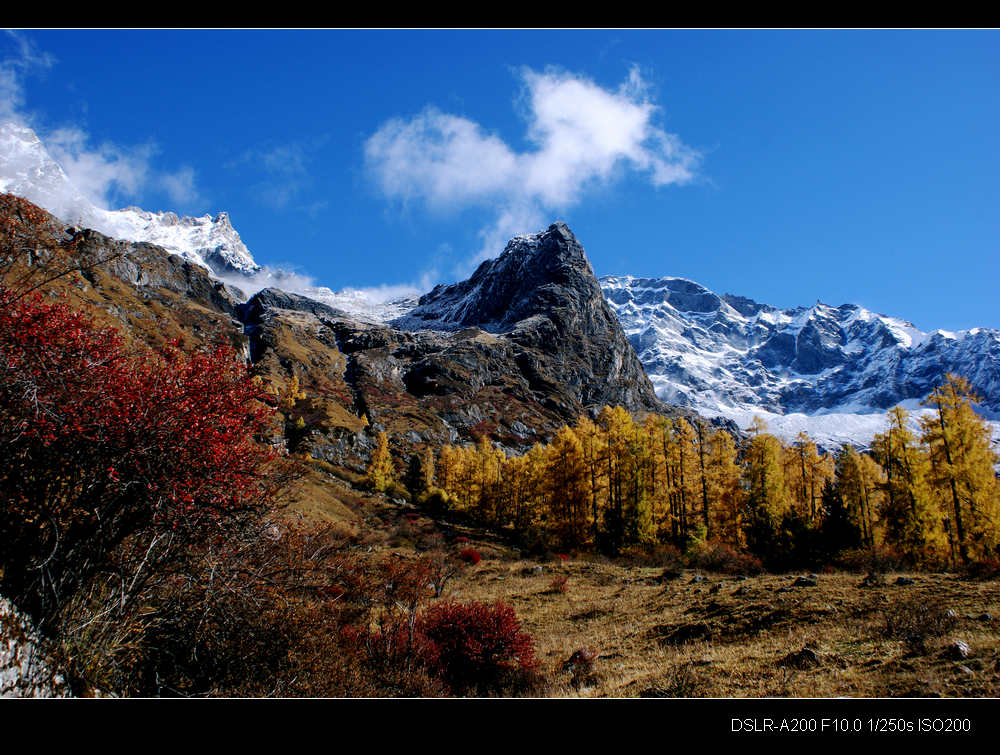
[289,463,1000,698]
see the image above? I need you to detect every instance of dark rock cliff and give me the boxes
[395,222,661,415]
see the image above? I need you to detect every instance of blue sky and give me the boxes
[2,29,998,331]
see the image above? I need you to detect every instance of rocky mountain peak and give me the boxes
[601,273,1000,448]
[392,223,661,415]
[398,222,602,333]
[500,221,588,269]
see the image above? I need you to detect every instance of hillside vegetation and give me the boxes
[1,193,998,698]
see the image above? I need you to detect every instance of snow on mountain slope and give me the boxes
[0,121,258,275]
[601,274,1000,448]
[0,120,426,321]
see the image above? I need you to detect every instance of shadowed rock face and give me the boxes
[395,223,661,414]
[404,222,597,331]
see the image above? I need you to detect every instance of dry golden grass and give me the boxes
[295,475,996,699]
[284,470,1000,698]
[447,559,1000,698]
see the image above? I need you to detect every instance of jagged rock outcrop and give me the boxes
[0,194,248,356]
[235,281,625,466]
[396,223,660,414]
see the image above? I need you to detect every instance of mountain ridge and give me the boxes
[601,273,1000,447]
[0,121,259,276]
[3,121,999,450]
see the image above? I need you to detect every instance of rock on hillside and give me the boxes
[1,597,69,698]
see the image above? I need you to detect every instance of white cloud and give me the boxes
[0,31,54,122]
[365,109,519,210]
[365,65,700,270]
[160,166,200,205]
[45,127,151,205]
[213,264,435,321]
[1,33,202,213]
[43,127,203,211]
[230,139,327,213]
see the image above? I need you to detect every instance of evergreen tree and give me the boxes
[820,477,863,558]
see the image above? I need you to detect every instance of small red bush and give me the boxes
[687,541,763,575]
[459,547,482,565]
[549,575,568,593]
[562,647,597,670]
[417,600,539,695]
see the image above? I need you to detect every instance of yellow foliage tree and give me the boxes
[872,407,944,563]
[835,444,884,548]
[706,428,744,547]
[920,374,1000,563]
[366,431,396,493]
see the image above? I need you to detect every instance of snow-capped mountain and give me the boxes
[601,274,1000,447]
[4,119,998,449]
[0,120,425,321]
[0,121,258,275]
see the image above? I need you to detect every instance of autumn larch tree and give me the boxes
[706,428,744,547]
[920,374,1000,564]
[366,431,396,493]
[834,444,883,549]
[742,417,791,561]
[871,407,943,564]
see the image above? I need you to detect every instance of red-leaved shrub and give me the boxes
[0,285,282,625]
[417,600,539,695]
[687,541,764,575]
[459,547,482,565]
